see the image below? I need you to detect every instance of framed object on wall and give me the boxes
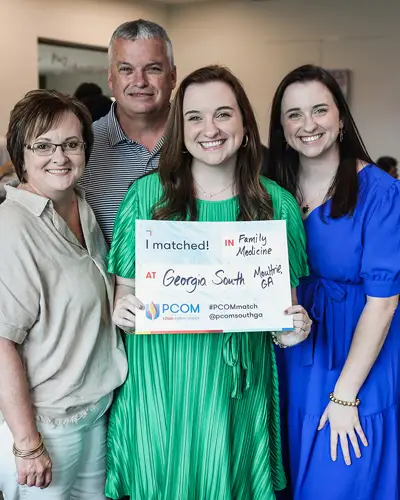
[328,69,351,101]
[38,38,109,98]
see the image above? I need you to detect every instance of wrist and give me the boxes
[271,332,289,348]
[14,431,41,450]
[333,383,359,401]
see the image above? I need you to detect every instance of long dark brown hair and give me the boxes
[153,65,273,221]
[267,65,372,218]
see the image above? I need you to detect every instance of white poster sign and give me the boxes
[135,220,293,334]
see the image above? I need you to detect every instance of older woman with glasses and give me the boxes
[0,90,127,499]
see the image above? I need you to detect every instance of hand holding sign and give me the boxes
[112,282,145,334]
[275,305,312,346]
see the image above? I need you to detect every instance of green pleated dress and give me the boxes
[106,173,308,500]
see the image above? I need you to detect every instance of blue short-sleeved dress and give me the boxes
[276,165,400,500]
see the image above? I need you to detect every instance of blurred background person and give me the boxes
[74,82,103,101]
[74,82,113,123]
[0,136,9,166]
[0,136,16,203]
[376,155,398,178]
[81,93,113,122]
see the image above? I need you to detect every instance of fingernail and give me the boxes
[284,310,288,315]
[139,305,144,310]
[346,459,351,466]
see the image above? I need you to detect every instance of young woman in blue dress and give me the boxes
[267,64,400,500]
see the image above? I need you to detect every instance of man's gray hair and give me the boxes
[108,19,174,69]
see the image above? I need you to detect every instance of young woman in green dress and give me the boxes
[105,65,312,500]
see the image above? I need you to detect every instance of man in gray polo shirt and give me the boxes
[80,19,176,245]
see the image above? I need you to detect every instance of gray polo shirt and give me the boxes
[80,102,163,246]
[0,184,127,423]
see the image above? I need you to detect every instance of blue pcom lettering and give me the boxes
[162,303,200,314]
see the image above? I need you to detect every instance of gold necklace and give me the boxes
[299,180,333,215]
[194,179,235,199]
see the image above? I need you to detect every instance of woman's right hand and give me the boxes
[275,304,312,347]
[15,448,52,489]
[112,293,144,333]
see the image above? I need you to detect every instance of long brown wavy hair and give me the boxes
[153,65,273,221]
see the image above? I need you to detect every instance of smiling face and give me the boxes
[23,112,85,197]
[281,80,343,160]
[183,81,245,168]
[108,37,176,117]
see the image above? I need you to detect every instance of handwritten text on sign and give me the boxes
[135,220,293,334]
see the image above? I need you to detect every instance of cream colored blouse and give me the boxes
[0,183,127,423]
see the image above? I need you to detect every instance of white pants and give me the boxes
[0,394,111,500]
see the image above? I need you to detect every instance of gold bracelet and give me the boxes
[13,433,44,459]
[329,392,360,407]
[13,444,45,460]
[271,333,289,349]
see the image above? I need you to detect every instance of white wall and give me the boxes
[0,0,167,134]
[1,0,399,161]
[169,0,400,161]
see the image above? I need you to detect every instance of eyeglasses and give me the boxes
[25,141,85,156]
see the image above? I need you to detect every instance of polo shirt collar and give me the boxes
[106,101,168,152]
[5,181,86,217]
[107,101,129,147]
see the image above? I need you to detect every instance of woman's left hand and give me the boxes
[318,401,368,465]
[275,305,312,347]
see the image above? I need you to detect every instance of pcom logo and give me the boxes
[145,302,200,320]
[162,303,200,314]
[145,302,160,320]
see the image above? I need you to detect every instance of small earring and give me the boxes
[242,135,249,148]
[285,142,289,151]
[339,128,344,142]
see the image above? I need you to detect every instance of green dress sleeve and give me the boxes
[108,181,139,278]
[280,188,309,287]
